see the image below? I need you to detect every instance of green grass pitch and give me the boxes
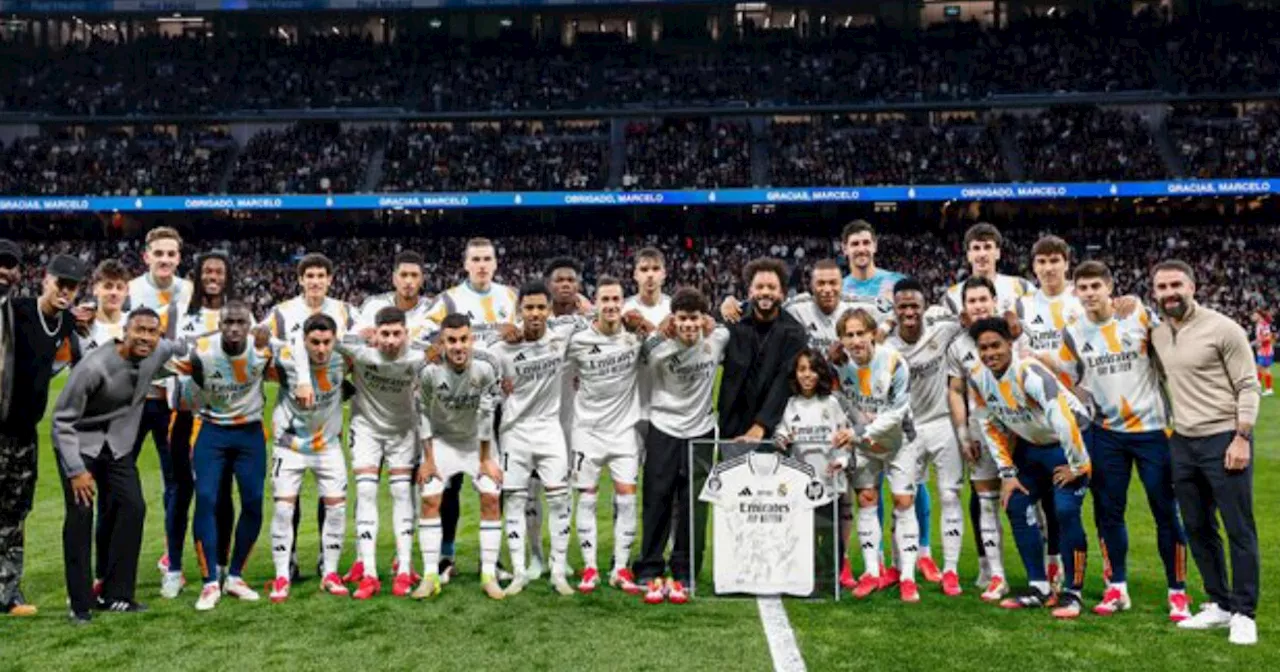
[0,377,1275,671]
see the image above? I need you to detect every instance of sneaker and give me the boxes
[610,568,643,596]
[975,557,992,589]
[578,568,600,594]
[527,554,545,581]
[438,558,456,585]
[223,576,260,602]
[68,609,92,625]
[195,583,221,612]
[1051,592,1084,619]
[480,573,505,601]
[1000,586,1050,610]
[92,579,104,598]
[496,565,514,582]
[917,557,942,584]
[941,571,962,597]
[504,573,529,597]
[551,573,574,596]
[878,565,901,590]
[353,577,382,600]
[391,559,421,584]
[839,558,856,591]
[1177,603,1232,630]
[981,576,1009,603]
[160,571,185,599]
[1168,592,1192,623]
[320,573,350,597]
[8,603,37,617]
[667,580,689,604]
[392,573,414,598]
[643,578,667,605]
[157,553,170,573]
[900,579,920,603]
[853,574,880,599]
[1229,614,1258,646]
[1262,389,1275,397]
[267,577,290,604]
[411,574,442,600]
[341,561,366,584]
[1046,560,1063,594]
[95,598,148,613]
[1093,587,1131,616]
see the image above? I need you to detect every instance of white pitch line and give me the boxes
[756,597,807,672]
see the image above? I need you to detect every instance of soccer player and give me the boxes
[265,252,357,581]
[307,307,425,600]
[946,276,1011,601]
[426,237,519,583]
[79,260,129,353]
[943,222,1035,316]
[1253,310,1274,396]
[165,302,275,612]
[966,317,1092,619]
[566,277,648,595]
[359,251,433,339]
[161,251,236,599]
[1056,261,1191,621]
[841,219,906,301]
[834,308,920,603]
[266,314,352,602]
[633,287,729,605]
[886,278,968,595]
[784,259,856,353]
[488,281,579,597]
[128,226,194,574]
[623,247,672,324]
[414,313,505,601]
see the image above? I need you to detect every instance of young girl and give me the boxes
[774,347,855,487]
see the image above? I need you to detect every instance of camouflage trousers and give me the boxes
[0,433,37,607]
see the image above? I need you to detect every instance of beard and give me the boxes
[1160,295,1190,319]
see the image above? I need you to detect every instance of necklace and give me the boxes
[38,306,63,338]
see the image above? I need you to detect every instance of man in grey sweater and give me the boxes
[52,308,182,623]
[1150,260,1261,646]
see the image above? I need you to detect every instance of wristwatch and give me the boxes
[1236,430,1253,442]
[998,466,1018,480]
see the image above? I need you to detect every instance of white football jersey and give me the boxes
[886,307,962,425]
[944,273,1035,316]
[784,293,856,352]
[127,274,193,339]
[171,307,225,411]
[644,327,731,439]
[1017,289,1084,355]
[623,293,672,325]
[426,281,518,342]
[566,323,645,431]
[272,349,348,456]
[834,344,913,451]
[78,313,127,353]
[774,394,854,491]
[418,351,502,444]
[490,322,579,435]
[700,451,833,597]
[359,292,434,340]
[266,296,357,341]
[338,337,426,439]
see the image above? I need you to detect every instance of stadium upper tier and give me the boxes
[2,105,1276,196]
[0,11,1277,117]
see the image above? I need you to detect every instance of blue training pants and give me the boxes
[1006,440,1089,591]
[192,420,266,585]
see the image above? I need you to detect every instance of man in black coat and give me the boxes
[717,257,807,444]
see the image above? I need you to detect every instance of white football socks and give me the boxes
[978,491,1005,579]
[527,478,546,565]
[857,505,882,577]
[504,490,528,576]
[576,491,599,570]
[940,488,964,574]
[613,493,638,571]
[321,503,346,577]
[355,475,380,574]
[418,517,442,579]
[479,520,502,579]
[547,489,572,578]
[271,500,296,581]
[894,506,920,583]
[389,474,415,577]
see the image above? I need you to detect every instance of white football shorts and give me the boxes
[852,441,923,496]
[350,422,417,471]
[571,426,640,489]
[271,447,347,499]
[909,418,964,492]
[500,422,569,491]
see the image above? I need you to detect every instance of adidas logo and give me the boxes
[792,414,801,423]
[987,393,998,403]
[589,345,602,355]
[291,324,301,332]
[808,322,818,331]
[325,544,342,551]
[359,531,374,541]
[581,541,593,549]
[738,487,753,497]
[1032,315,1045,325]
[983,540,997,548]
[183,323,196,332]
[437,381,449,391]
[944,530,962,538]
[1082,342,1095,353]
[210,371,224,380]
[508,531,519,540]
[861,542,875,550]
[273,545,288,552]
[514,353,526,362]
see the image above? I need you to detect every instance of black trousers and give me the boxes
[0,431,37,608]
[1171,431,1260,618]
[61,448,146,614]
[634,428,717,584]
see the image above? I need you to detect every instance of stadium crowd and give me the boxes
[4,220,1275,329]
[1013,108,1169,181]
[622,120,753,190]
[1169,105,1280,178]
[0,8,1278,115]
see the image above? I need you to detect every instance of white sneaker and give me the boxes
[1261,389,1274,397]
[195,583,221,612]
[160,571,185,599]
[551,573,574,596]
[1177,603,1232,630]
[974,557,992,589]
[504,573,529,597]
[527,554,545,581]
[1229,614,1258,645]
[223,576,261,602]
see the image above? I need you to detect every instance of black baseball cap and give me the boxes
[47,254,87,283]
[0,239,19,266]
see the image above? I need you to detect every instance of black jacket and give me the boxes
[717,309,807,438]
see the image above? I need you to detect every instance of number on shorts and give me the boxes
[273,457,283,479]
[502,452,509,473]
[574,451,586,474]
